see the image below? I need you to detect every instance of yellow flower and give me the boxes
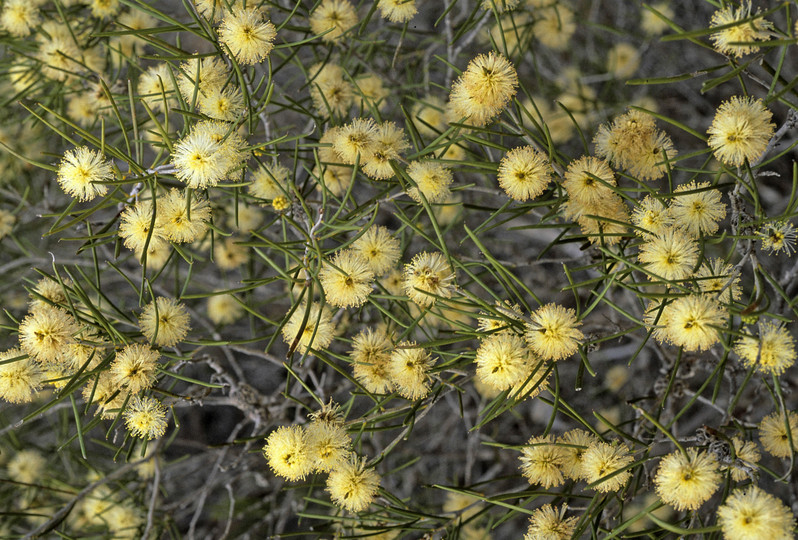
[306,420,352,472]
[524,504,578,540]
[19,305,79,364]
[282,303,336,354]
[662,294,725,352]
[89,0,120,18]
[263,425,312,481]
[557,429,600,481]
[0,208,15,240]
[411,96,447,137]
[309,63,355,116]
[177,56,228,102]
[124,396,168,439]
[641,2,673,36]
[138,63,178,113]
[139,297,191,347]
[497,146,552,202]
[362,121,409,180]
[637,228,698,282]
[332,117,378,165]
[213,236,249,270]
[0,348,42,404]
[562,156,616,207]
[171,121,245,189]
[354,73,389,109]
[480,0,521,12]
[56,146,113,202]
[717,486,795,540]
[654,448,721,511]
[350,327,393,394]
[309,0,358,43]
[7,449,46,484]
[581,441,634,492]
[725,437,760,482]
[707,96,774,167]
[406,160,454,203]
[403,251,456,307]
[758,221,797,256]
[734,321,796,376]
[219,7,277,65]
[631,195,673,237]
[387,341,436,400]
[159,188,212,244]
[448,52,518,127]
[319,250,375,308]
[533,5,576,51]
[607,42,640,79]
[758,410,798,458]
[119,199,168,255]
[519,434,566,489]
[525,303,584,361]
[326,456,380,512]
[249,162,291,203]
[710,1,773,58]
[377,0,417,23]
[83,371,128,419]
[207,293,244,325]
[670,181,727,238]
[351,226,401,276]
[474,332,531,391]
[1,0,40,37]
[111,343,159,394]
[695,258,742,304]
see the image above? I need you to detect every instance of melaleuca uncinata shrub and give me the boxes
[0,0,797,538]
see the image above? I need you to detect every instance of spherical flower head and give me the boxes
[710,2,773,58]
[670,181,727,238]
[525,303,583,361]
[333,118,378,165]
[7,449,46,484]
[758,410,798,458]
[607,42,640,79]
[0,348,42,404]
[263,425,312,481]
[557,429,600,481]
[637,228,699,282]
[377,0,417,23]
[354,73,389,109]
[177,56,227,102]
[249,163,291,202]
[306,420,352,472]
[654,448,721,511]
[0,208,15,240]
[119,199,168,255]
[524,504,578,540]
[734,321,796,376]
[124,396,168,439]
[171,129,229,189]
[707,96,774,167]
[388,342,436,400]
[581,441,634,493]
[350,327,394,394]
[519,434,566,489]
[84,371,128,419]
[497,146,552,202]
[695,258,742,304]
[159,188,211,244]
[207,293,244,325]
[57,146,113,202]
[403,251,456,307]
[319,250,375,308]
[474,332,532,391]
[449,52,518,127]
[406,160,454,204]
[310,0,358,43]
[351,226,401,276]
[642,1,673,35]
[562,156,616,207]
[758,221,797,256]
[326,456,380,513]
[726,437,760,482]
[219,7,277,65]
[111,343,159,394]
[29,276,71,310]
[213,236,248,270]
[19,305,79,364]
[533,5,576,51]
[139,297,190,347]
[412,96,447,138]
[282,303,336,354]
[362,121,409,180]
[309,63,354,116]
[1,0,40,37]
[717,486,795,540]
[632,195,673,237]
[662,294,725,352]
[138,63,177,113]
